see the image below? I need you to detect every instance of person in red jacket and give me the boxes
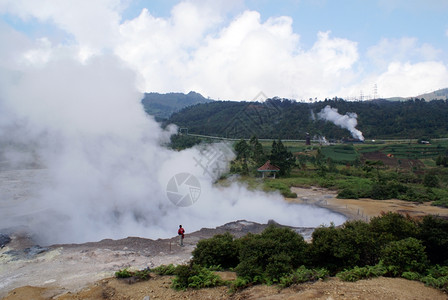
[178,225,185,246]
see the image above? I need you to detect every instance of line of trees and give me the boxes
[190,213,448,291]
[166,98,448,140]
[230,137,294,176]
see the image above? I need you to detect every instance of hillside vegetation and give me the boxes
[141,91,212,121]
[166,98,448,140]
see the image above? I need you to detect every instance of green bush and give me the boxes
[380,237,428,276]
[308,225,342,273]
[370,181,407,200]
[279,266,329,287]
[114,268,151,281]
[427,265,448,278]
[336,221,378,267]
[172,264,226,290]
[309,221,378,273]
[370,212,418,247]
[337,188,359,199]
[265,253,293,283]
[192,232,239,269]
[134,269,151,280]
[418,215,448,265]
[235,225,308,283]
[152,264,177,275]
[229,277,251,293]
[423,173,440,188]
[401,271,422,281]
[421,275,448,293]
[115,268,133,278]
[337,263,387,282]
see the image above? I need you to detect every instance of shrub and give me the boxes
[370,181,407,200]
[134,269,151,280]
[308,225,342,273]
[370,212,418,247]
[308,221,378,274]
[192,232,239,269]
[279,266,329,287]
[152,264,177,275]
[336,221,378,267]
[337,263,387,282]
[115,268,133,278]
[229,277,251,293]
[380,237,428,276]
[401,271,422,281]
[172,264,226,290]
[423,173,440,188]
[417,215,448,265]
[337,188,359,199]
[114,268,151,281]
[265,253,293,283]
[421,275,448,293]
[235,225,308,283]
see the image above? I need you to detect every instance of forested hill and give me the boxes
[141,91,212,121]
[165,98,448,140]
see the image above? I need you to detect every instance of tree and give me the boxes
[418,215,448,265]
[270,139,294,176]
[423,173,439,188]
[381,237,428,276]
[435,155,448,167]
[370,212,418,247]
[234,139,249,160]
[249,136,266,165]
[236,225,308,282]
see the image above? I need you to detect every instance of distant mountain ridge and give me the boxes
[416,88,448,101]
[164,97,448,140]
[141,88,448,139]
[385,87,448,102]
[141,91,212,121]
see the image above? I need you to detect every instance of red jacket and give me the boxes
[178,228,185,237]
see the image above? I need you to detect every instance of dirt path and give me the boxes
[4,273,447,300]
[288,186,448,221]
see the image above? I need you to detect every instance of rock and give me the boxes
[0,233,11,248]
[143,296,150,300]
[3,245,48,260]
[24,245,49,257]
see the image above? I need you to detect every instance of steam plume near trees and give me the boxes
[0,56,345,244]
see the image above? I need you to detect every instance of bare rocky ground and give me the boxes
[2,220,447,300]
[0,220,279,299]
[1,170,448,299]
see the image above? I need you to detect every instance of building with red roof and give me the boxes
[257,160,280,178]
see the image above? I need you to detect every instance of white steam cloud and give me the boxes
[0,56,345,245]
[318,105,364,141]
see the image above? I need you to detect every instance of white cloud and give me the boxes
[116,6,359,100]
[0,0,123,57]
[377,61,448,97]
[338,60,448,99]
[367,37,441,69]
[0,0,446,100]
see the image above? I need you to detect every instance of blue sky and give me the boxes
[1,0,447,100]
[120,0,448,55]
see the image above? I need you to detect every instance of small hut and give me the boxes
[257,160,280,178]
